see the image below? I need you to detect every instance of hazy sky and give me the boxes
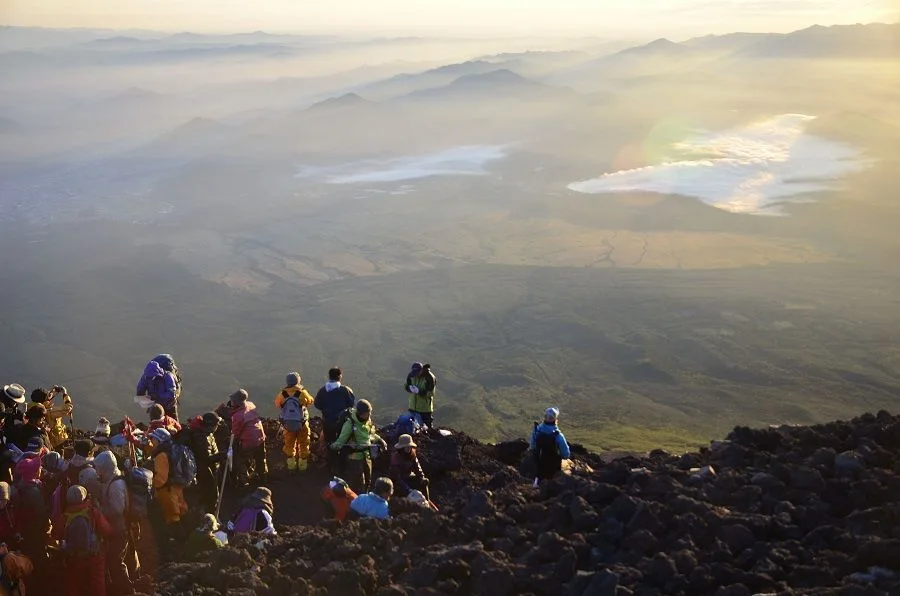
[3,0,897,35]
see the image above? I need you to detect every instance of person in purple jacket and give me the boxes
[136,359,180,420]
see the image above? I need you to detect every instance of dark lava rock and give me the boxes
[645,553,678,586]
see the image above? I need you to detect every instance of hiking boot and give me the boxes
[286,457,297,471]
[297,458,308,472]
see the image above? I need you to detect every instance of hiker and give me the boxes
[14,405,51,453]
[91,417,111,449]
[29,386,73,450]
[0,481,21,551]
[405,363,437,429]
[65,440,94,486]
[228,487,276,536]
[349,477,393,521]
[60,485,111,596]
[321,477,358,522]
[78,467,103,505]
[95,451,134,595]
[275,372,314,473]
[135,358,179,421]
[314,367,355,474]
[389,434,430,500]
[149,428,188,540]
[184,513,224,558]
[229,389,268,487]
[187,412,223,513]
[12,452,49,565]
[0,384,26,483]
[531,407,571,483]
[330,399,387,494]
[147,403,181,435]
[41,451,69,528]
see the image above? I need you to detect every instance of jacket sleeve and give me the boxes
[333,420,352,447]
[344,387,355,409]
[404,374,413,393]
[314,388,325,413]
[93,507,115,539]
[153,453,169,488]
[556,432,571,459]
[300,388,314,408]
[107,479,128,530]
[530,426,538,450]
[136,376,148,396]
[161,373,177,401]
[413,454,425,480]
[274,391,285,409]
[231,411,245,439]
[389,454,411,494]
[424,373,436,397]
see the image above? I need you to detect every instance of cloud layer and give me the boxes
[568,114,866,215]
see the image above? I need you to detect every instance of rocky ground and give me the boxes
[104,412,900,594]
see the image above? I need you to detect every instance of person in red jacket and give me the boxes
[320,477,358,522]
[59,485,113,596]
[229,389,267,488]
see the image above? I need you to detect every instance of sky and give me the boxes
[2,0,898,36]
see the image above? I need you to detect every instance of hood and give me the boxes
[144,360,165,378]
[15,455,41,484]
[325,381,342,392]
[94,450,119,480]
[536,422,559,434]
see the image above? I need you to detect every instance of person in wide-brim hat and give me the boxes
[394,434,417,450]
[2,384,26,405]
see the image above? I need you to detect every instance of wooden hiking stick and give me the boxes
[215,434,235,521]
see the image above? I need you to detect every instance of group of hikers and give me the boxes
[0,354,571,595]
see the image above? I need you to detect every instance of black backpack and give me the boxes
[533,422,563,471]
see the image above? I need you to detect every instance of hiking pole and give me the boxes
[215,434,234,521]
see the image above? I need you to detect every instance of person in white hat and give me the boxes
[530,407,571,484]
[389,434,430,501]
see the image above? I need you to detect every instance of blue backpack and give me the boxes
[395,412,423,436]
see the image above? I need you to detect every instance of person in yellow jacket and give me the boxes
[274,372,315,472]
[29,385,73,449]
[149,428,188,539]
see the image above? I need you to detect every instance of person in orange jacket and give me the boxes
[149,428,188,540]
[321,477,358,522]
[274,372,314,473]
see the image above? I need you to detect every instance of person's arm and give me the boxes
[136,376,148,396]
[300,388,314,408]
[162,374,177,402]
[530,426,539,450]
[108,479,128,530]
[313,388,324,413]
[413,454,426,480]
[344,387,355,409]
[153,453,169,488]
[389,454,411,494]
[93,506,115,539]
[231,411,245,440]
[557,432,571,459]
[332,420,352,448]
[404,374,413,393]
[424,373,436,397]
[257,510,277,536]
[274,391,285,410]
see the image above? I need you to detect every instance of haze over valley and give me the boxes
[1,18,899,450]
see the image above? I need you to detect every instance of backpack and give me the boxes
[64,509,101,556]
[395,412,423,437]
[167,443,197,487]
[279,390,307,433]
[111,467,153,521]
[231,508,262,534]
[152,354,182,399]
[533,423,563,471]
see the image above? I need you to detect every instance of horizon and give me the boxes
[3,0,898,37]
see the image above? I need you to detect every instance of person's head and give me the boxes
[30,387,49,404]
[24,403,46,424]
[355,399,372,422]
[328,367,342,382]
[394,434,417,454]
[74,439,94,458]
[285,372,301,387]
[78,467,101,499]
[147,403,165,421]
[2,383,26,409]
[150,427,172,447]
[410,362,423,377]
[67,485,88,507]
[544,407,560,425]
[229,389,248,407]
[201,411,222,433]
[373,477,393,499]
[0,482,10,510]
[198,513,219,533]
[93,450,119,482]
[247,486,274,513]
[42,451,65,475]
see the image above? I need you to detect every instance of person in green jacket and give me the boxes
[405,362,436,428]
[330,400,387,494]
[183,513,225,558]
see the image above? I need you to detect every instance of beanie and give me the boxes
[544,407,560,422]
[67,485,88,505]
[230,389,248,405]
[356,399,372,416]
[285,372,301,387]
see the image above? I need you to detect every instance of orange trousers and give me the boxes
[282,423,311,459]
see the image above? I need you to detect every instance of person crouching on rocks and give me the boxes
[389,434,430,501]
[531,407,571,484]
[184,513,225,558]
[274,372,314,473]
[349,477,393,521]
[321,477,358,522]
[228,487,276,536]
[330,399,387,494]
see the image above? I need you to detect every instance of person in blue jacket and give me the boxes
[136,360,179,420]
[531,407,571,482]
[349,477,393,520]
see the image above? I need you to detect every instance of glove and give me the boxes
[410,386,419,394]
[379,438,388,450]
[329,442,342,451]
